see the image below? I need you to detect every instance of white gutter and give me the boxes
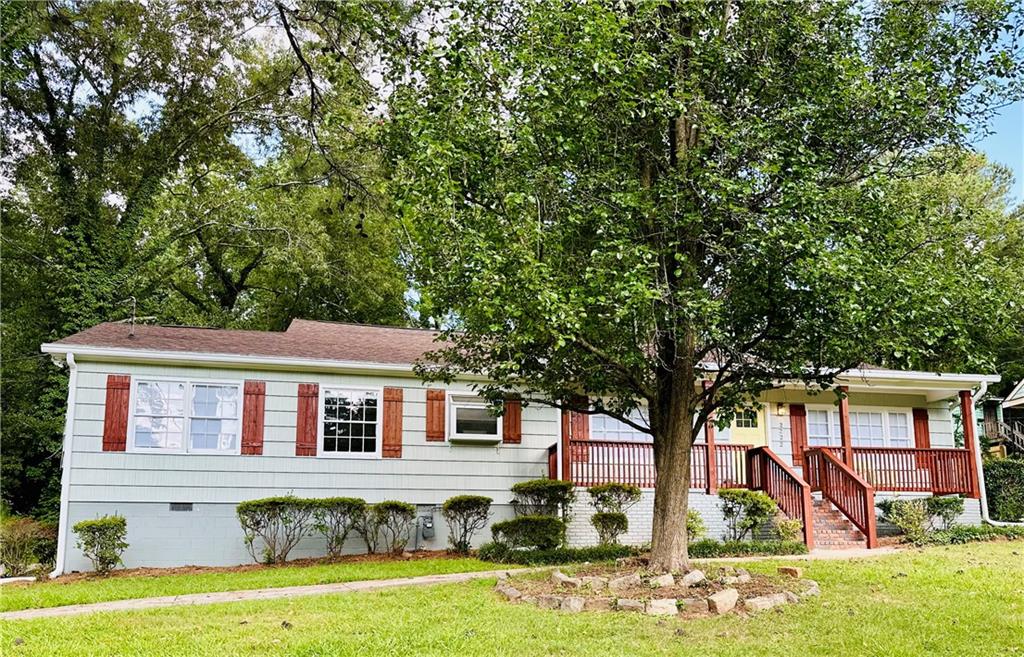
[50,352,78,578]
[974,381,1024,527]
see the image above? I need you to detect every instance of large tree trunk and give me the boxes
[648,358,699,573]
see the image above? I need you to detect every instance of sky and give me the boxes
[975,99,1024,203]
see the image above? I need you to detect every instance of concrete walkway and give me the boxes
[1,546,901,622]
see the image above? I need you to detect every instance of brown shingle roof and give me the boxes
[49,319,446,366]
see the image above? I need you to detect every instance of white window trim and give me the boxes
[127,377,243,455]
[447,392,503,443]
[587,409,652,443]
[734,408,759,429]
[317,386,384,459]
[805,405,915,449]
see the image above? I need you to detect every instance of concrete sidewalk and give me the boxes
[1,546,901,622]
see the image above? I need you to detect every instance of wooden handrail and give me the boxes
[564,440,750,491]
[820,446,974,494]
[746,446,815,550]
[804,448,878,548]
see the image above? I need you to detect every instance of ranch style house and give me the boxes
[41,319,998,573]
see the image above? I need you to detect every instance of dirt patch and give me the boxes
[11,550,464,587]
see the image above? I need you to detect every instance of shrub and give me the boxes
[510,479,576,518]
[985,459,1024,522]
[442,495,492,554]
[356,501,417,555]
[718,489,778,540]
[591,512,628,545]
[237,496,316,564]
[311,497,366,557]
[72,515,128,575]
[1,517,56,576]
[491,515,566,550]
[477,541,638,565]
[688,538,808,558]
[686,509,705,542]
[925,496,965,531]
[877,499,929,543]
[919,523,1024,546]
[587,483,641,514]
[773,517,804,542]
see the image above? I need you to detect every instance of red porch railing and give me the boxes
[746,446,815,549]
[564,439,750,491]
[823,447,973,495]
[805,447,878,548]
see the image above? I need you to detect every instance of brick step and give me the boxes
[811,500,866,550]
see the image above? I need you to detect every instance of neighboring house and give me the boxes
[993,379,1024,455]
[42,320,998,573]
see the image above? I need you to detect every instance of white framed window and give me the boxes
[448,394,502,443]
[130,379,241,454]
[806,406,914,449]
[734,408,758,429]
[319,388,381,458]
[590,410,650,442]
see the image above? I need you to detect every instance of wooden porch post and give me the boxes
[959,390,982,499]
[703,381,717,495]
[560,409,571,482]
[838,385,854,467]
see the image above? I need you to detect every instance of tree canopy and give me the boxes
[388,0,1024,569]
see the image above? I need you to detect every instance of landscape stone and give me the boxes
[609,572,643,592]
[646,598,679,616]
[552,571,582,588]
[536,594,563,609]
[584,597,614,612]
[784,591,800,604]
[735,573,752,584]
[707,588,739,614]
[495,584,522,601]
[520,595,537,605]
[800,580,820,597]
[681,570,706,587]
[743,593,789,613]
[720,576,738,585]
[581,576,609,590]
[679,598,709,613]
[561,596,585,612]
[650,573,675,588]
[778,566,803,578]
[616,598,645,612]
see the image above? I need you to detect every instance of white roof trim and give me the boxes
[1003,379,1024,407]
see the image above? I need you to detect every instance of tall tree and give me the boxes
[388,0,1024,570]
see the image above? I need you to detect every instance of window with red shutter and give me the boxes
[425,388,445,441]
[382,387,403,458]
[241,381,266,455]
[502,399,522,444]
[295,383,318,456]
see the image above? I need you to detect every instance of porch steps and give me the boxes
[811,499,867,549]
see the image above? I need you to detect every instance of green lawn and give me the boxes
[0,556,503,612]
[2,542,1022,656]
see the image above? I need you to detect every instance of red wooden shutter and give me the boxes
[913,408,930,449]
[295,383,318,456]
[503,399,522,444]
[241,381,266,455]
[102,374,131,452]
[425,389,445,442]
[789,403,808,466]
[569,396,590,462]
[382,387,403,458]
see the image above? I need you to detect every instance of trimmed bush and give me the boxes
[356,501,417,555]
[587,483,641,514]
[478,541,638,565]
[719,489,778,540]
[985,459,1024,522]
[686,509,706,542]
[773,517,804,542]
[688,538,808,558]
[1,517,56,576]
[919,523,1024,546]
[311,497,366,557]
[510,479,576,518]
[877,499,929,543]
[925,496,965,530]
[591,512,628,545]
[237,496,317,564]
[442,495,492,554]
[73,515,128,574]
[491,515,566,550]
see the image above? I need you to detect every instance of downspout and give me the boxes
[49,352,78,578]
[973,382,1024,527]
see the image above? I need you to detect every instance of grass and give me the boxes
[2,541,1022,656]
[0,556,504,613]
